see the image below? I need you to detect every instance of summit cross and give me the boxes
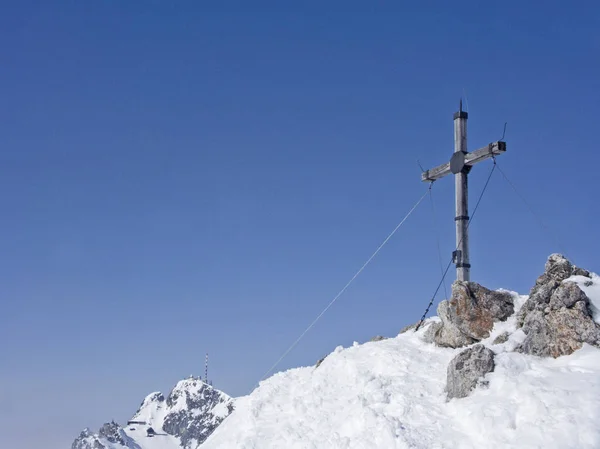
[421,101,506,282]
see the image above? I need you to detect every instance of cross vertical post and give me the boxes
[453,101,470,281]
[420,102,507,282]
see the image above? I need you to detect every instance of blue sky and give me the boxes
[1,1,599,448]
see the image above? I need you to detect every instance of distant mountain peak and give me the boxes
[71,377,233,449]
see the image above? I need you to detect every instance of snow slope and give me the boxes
[202,281,600,449]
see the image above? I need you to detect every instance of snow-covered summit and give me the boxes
[73,256,600,449]
[71,377,233,449]
[203,260,600,449]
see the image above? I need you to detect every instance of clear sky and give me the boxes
[1,1,599,448]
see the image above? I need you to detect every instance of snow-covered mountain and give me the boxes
[202,256,600,449]
[72,255,600,449]
[72,377,233,449]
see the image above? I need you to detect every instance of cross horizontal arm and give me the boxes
[421,141,506,182]
[464,141,506,167]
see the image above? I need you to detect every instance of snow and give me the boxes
[203,286,600,449]
[131,392,169,429]
[122,426,181,449]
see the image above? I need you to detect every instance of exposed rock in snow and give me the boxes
[71,377,233,449]
[428,281,514,348]
[161,379,234,449]
[446,344,495,399]
[518,254,590,325]
[542,253,589,285]
[429,301,477,348]
[71,429,96,449]
[550,282,589,309]
[71,423,137,449]
[517,255,600,357]
[492,331,510,345]
[98,422,127,446]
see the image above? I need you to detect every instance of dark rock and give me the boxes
[446,344,495,399]
[516,254,600,358]
[492,332,510,345]
[98,421,125,445]
[429,281,514,348]
[162,380,233,449]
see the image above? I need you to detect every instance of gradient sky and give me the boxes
[1,1,599,448]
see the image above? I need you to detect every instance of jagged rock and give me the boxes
[518,299,600,357]
[518,254,590,326]
[98,421,125,445]
[549,282,589,310]
[516,254,600,358]
[446,344,495,399]
[71,424,129,449]
[161,380,233,449]
[429,281,514,348]
[492,332,510,345]
[539,253,589,285]
[71,429,98,449]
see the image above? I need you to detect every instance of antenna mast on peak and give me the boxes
[205,353,209,384]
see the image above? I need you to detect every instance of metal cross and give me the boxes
[421,101,506,282]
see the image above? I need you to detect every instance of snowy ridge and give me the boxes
[202,275,600,449]
[71,377,233,449]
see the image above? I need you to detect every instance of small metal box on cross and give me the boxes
[421,101,506,282]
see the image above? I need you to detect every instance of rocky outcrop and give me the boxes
[71,429,97,449]
[162,380,234,449]
[71,423,136,449]
[517,254,590,327]
[427,281,514,348]
[446,344,495,399]
[516,254,600,358]
[97,422,126,446]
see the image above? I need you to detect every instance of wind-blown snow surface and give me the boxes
[203,282,600,449]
